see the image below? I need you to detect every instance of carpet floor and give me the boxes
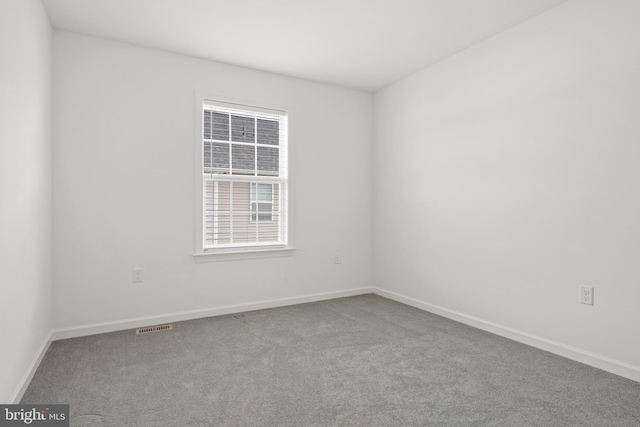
[21,294,640,426]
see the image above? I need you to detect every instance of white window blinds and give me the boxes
[202,101,288,250]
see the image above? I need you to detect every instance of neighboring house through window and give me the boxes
[251,183,273,222]
[198,98,289,252]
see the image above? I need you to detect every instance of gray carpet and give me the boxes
[21,294,640,426]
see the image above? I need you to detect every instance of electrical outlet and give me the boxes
[334,253,342,264]
[579,285,594,305]
[133,268,144,283]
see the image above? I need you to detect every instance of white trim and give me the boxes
[194,245,297,261]
[203,138,282,149]
[51,287,374,341]
[205,175,284,184]
[195,93,205,254]
[372,287,640,383]
[202,99,285,116]
[10,331,53,403]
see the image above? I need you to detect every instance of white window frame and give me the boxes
[193,93,295,261]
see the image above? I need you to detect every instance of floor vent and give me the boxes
[136,324,173,335]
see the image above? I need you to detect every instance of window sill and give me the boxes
[192,246,297,263]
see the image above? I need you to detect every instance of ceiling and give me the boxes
[42,0,568,92]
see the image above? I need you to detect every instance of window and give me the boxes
[251,183,273,222]
[198,98,289,253]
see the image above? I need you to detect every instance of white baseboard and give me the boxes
[10,331,53,403]
[52,287,375,340]
[29,286,639,399]
[373,287,640,383]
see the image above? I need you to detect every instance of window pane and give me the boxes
[257,118,279,145]
[204,141,212,167]
[258,200,272,221]
[204,142,230,171]
[257,146,279,176]
[211,111,229,141]
[258,202,272,212]
[258,183,272,201]
[250,202,272,222]
[231,114,255,143]
[204,110,212,140]
[231,144,255,174]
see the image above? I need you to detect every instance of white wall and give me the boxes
[374,0,640,378]
[0,0,52,402]
[52,31,373,331]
